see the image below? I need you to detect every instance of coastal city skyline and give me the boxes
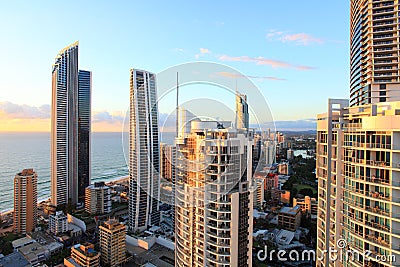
[0,1,349,132]
[4,1,400,267]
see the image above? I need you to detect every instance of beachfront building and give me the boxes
[129,69,160,232]
[14,169,37,234]
[85,182,111,214]
[51,42,91,207]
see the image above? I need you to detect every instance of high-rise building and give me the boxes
[317,1,400,266]
[85,182,112,214]
[64,243,100,267]
[14,169,37,234]
[236,91,249,129]
[129,69,160,232]
[350,0,400,107]
[264,140,276,166]
[175,120,254,267]
[77,70,91,204]
[317,99,400,266]
[99,219,126,267]
[51,42,91,207]
[49,211,68,235]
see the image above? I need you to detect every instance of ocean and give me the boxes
[0,132,175,212]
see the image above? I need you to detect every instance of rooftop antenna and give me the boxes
[235,78,238,129]
[176,72,179,138]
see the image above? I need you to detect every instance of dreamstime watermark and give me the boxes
[257,238,396,263]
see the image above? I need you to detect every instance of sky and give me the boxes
[0,0,350,132]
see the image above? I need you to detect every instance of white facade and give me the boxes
[49,211,68,235]
[264,140,276,166]
[175,121,254,267]
[317,100,400,267]
[129,69,160,232]
[85,182,111,214]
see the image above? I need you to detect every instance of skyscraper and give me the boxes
[350,0,400,106]
[129,69,160,232]
[236,91,249,129]
[175,120,254,267]
[14,169,37,234]
[78,70,91,204]
[51,42,91,207]
[317,1,400,266]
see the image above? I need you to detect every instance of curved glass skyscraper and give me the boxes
[51,42,91,207]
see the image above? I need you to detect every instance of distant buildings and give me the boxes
[129,69,160,232]
[175,120,254,266]
[253,177,265,209]
[14,169,37,234]
[65,243,100,267]
[49,211,68,235]
[85,182,111,214]
[278,206,301,231]
[51,42,91,207]
[99,219,126,267]
[235,91,249,129]
[264,140,276,166]
[287,148,294,160]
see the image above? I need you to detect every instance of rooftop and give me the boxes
[0,251,30,267]
[279,206,300,215]
[11,237,35,249]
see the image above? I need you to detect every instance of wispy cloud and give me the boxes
[217,71,286,81]
[0,101,50,119]
[172,48,185,53]
[266,30,324,45]
[195,48,211,59]
[218,55,315,71]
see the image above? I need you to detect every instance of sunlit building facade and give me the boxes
[350,0,400,106]
[317,100,400,267]
[175,120,254,267]
[51,42,91,207]
[14,169,37,234]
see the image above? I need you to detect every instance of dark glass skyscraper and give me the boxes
[78,70,91,203]
[51,42,91,207]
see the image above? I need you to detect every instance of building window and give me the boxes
[380,84,386,90]
[380,97,386,102]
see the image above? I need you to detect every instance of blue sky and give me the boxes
[0,0,350,131]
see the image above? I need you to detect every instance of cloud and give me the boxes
[199,48,211,54]
[280,33,324,45]
[195,48,211,59]
[172,48,185,53]
[92,111,125,124]
[217,71,286,81]
[218,55,315,71]
[266,30,324,46]
[0,101,50,119]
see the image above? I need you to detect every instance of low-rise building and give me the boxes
[278,206,301,231]
[0,251,30,267]
[85,182,111,214]
[49,211,68,235]
[18,242,49,265]
[293,196,318,217]
[64,243,100,267]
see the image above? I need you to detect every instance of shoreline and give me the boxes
[0,175,129,215]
